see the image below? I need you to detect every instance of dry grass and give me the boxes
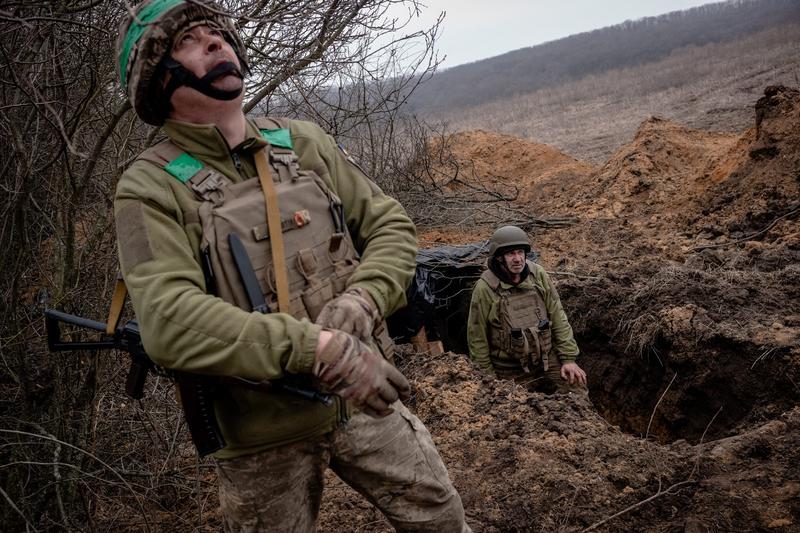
[614,258,798,359]
[436,24,800,163]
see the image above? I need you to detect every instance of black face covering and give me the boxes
[161,56,244,104]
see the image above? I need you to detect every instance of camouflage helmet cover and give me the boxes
[117,0,248,125]
[488,225,531,257]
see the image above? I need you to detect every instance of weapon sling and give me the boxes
[106,273,128,335]
[254,147,291,314]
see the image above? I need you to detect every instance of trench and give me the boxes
[394,308,796,445]
[388,247,798,445]
[550,330,796,444]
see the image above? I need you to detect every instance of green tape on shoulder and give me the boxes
[260,128,293,149]
[164,152,203,183]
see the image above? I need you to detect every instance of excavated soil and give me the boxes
[319,86,800,531]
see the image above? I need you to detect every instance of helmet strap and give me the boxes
[161,56,244,104]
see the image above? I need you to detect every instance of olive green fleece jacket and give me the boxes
[466,262,579,375]
[114,117,417,458]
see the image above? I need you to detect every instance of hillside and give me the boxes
[437,22,800,163]
[315,86,800,531]
[410,0,800,114]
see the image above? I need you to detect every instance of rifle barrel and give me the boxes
[45,309,107,332]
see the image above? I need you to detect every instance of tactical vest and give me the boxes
[137,117,393,357]
[481,262,553,369]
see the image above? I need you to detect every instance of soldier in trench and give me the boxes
[467,226,588,393]
[114,1,469,531]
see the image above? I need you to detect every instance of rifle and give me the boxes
[44,308,332,457]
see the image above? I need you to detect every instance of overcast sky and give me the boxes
[394,0,721,69]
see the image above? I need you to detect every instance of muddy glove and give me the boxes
[313,330,410,417]
[315,287,380,341]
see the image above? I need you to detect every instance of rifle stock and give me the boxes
[44,309,334,457]
[45,308,226,455]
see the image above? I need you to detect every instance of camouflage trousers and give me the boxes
[216,402,471,532]
[495,358,587,395]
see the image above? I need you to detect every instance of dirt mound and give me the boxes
[403,86,800,531]
[420,86,799,263]
[691,86,800,259]
[432,130,596,208]
[572,116,739,222]
[446,130,589,180]
[319,351,800,532]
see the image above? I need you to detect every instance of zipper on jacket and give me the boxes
[231,152,242,174]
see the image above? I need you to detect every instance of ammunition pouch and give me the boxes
[508,328,527,361]
[481,265,552,368]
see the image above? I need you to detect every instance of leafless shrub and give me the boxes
[357,117,579,232]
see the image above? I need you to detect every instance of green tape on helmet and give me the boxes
[118,0,249,125]
[119,0,184,87]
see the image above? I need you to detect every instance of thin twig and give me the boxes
[582,405,723,532]
[694,205,800,251]
[646,372,677,440]
[581,479,696,532]
[691,405,724,479]
[0,484,38,532]
[750,347,776,369]
[0,429,152,531]
[546,270,603,281]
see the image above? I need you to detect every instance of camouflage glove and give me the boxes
[315,287,380,341]
[313,330,410,417]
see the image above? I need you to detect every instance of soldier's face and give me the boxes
[168,24,243,102]
[501,248,526,275]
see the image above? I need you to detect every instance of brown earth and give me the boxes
[435,130,596,207]
[319,86,800,531]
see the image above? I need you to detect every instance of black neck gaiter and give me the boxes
[489,256,530,286]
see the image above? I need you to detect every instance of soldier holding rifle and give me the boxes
[113,1,468,530]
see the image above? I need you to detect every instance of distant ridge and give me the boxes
[409,0,800,113]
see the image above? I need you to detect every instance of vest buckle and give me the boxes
[270,151,300,181]
[190,171,226,203]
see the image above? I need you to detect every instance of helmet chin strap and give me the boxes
[161,57,243,103]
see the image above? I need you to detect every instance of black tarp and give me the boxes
[388,241,539,354]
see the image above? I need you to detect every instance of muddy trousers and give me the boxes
[216,402,470,533]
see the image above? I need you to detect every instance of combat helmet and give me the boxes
[488,225,531,257]
[117,0,249,125]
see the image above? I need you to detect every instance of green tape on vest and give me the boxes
[164,152,203,183]
[260,128,293,149]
